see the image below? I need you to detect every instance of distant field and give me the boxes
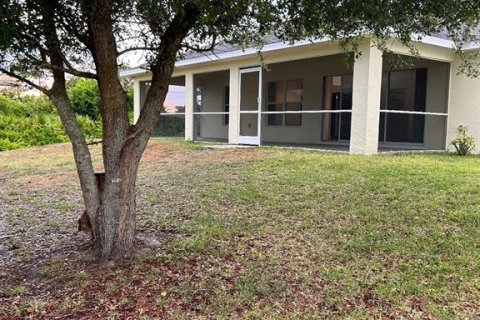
[1,140,479,319]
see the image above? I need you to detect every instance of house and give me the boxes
[0,75,21,90]
[120,35,480,154]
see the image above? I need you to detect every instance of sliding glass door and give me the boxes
[379,69,427,144]
[322,75,353,142]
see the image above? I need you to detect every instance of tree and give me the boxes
[0,0,478,261]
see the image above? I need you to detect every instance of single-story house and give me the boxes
[0,75,21,90]
[120,35,480,154]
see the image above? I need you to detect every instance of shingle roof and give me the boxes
[0,75,19,87]
[181,35,282,60]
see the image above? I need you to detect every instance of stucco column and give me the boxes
[228,66,240,144]
[349,39,383,155]
[447,57,480,152]
[133,80,141,124]
[185,73,194,141]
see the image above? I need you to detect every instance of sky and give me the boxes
[164,85,186,111]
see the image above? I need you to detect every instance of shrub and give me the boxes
[67,78,134,120]
[77,116,102,141]
[0,93,102,151]
[67,78,101,120]
[153,116,185,137]
[450,125,475,156]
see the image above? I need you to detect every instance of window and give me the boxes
[223,86,229,125]
[267,79,303,126]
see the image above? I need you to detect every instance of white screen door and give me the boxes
[238,67,262,145]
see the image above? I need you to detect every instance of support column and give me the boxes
[133,80,141,124]
[228,66,240,144]
[349,39,383,155]
[447,57,480,152]
[185,73,194,141]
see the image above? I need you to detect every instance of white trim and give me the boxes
[261,110,352,114]
[238,110,259,114]
[121,68,149,78]
[379,109,448,116]
[238,67,262,145]
[463,41,480,52]
[159,112,186,116]
[413,35,455,49]
[193,112,229,115]
[240,66,264,74]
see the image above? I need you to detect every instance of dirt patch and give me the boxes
[0,140,265,318]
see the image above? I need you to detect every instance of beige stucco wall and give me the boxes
[350,40,383,155]
[130,38,467,153]
[447,57,480,152]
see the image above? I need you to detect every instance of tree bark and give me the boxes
[81,0,200,260]
[84,0,139,259]
[39,1,100,242]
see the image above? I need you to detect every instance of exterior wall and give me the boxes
[128,38,470,154]
[448,57,480,152]
[261,55,351,145]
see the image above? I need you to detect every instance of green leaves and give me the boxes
[0,93,102,151]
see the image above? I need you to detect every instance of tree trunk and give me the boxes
[80,0,200,260]
[92,140,144,259]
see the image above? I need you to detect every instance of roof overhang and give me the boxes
[120,35,477,78]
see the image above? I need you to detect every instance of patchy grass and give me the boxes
[1,140,480,319]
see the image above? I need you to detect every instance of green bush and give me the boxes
[67,78,134,120]
[0,93,102,151]
[67,78,101,120]
[153,115,185,137]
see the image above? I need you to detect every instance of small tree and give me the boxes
[0,0,478,261]
[451,125,476,155]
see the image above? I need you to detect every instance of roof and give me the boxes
[120,34,480,78]
[0,75,20,87]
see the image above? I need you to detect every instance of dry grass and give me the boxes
[0,140,479,319]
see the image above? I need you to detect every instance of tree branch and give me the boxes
[133,3,201,140]
[0,68,48,93]
[117,46,160,57]
[182,35,218,52]
[61,55,98,79]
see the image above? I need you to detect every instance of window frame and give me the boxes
[266,79,303,127]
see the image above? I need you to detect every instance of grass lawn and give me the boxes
[0,140,479,319]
